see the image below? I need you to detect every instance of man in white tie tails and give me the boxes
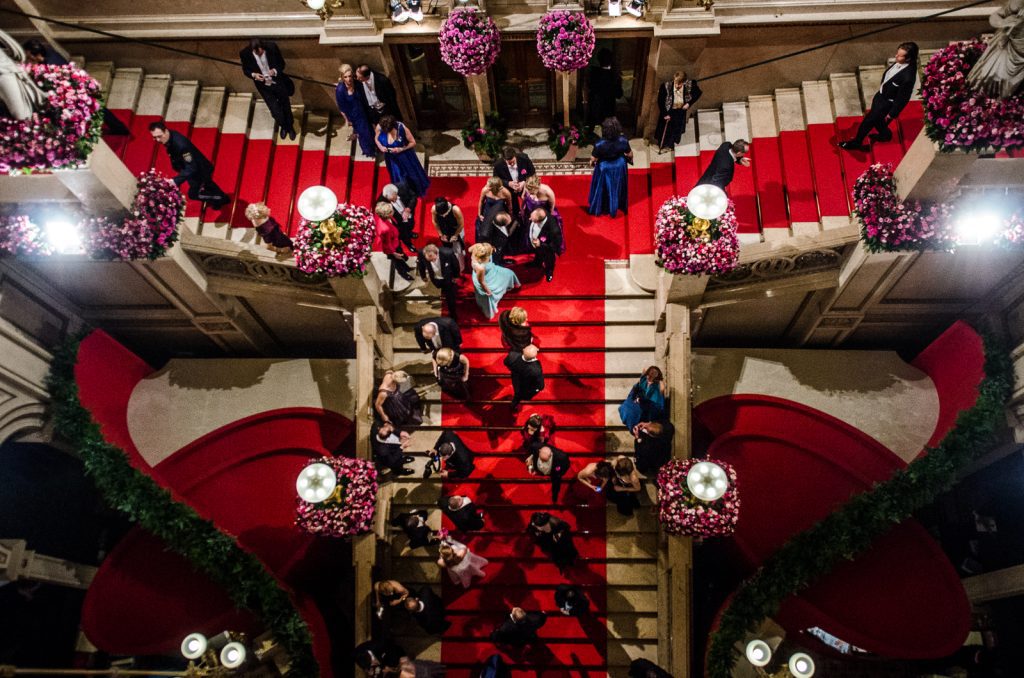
[528,207,563,283]
[840,42,919,152]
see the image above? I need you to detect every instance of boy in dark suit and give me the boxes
[526,208,563,282]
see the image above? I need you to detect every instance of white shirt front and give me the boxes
[880,63,909,93]
[253,51,273,81]
[377,431,401,445]
[529,219,544,244]
[363,73,383,110]
[534,455,553,475]
[429,257,442,278]
[495,220,509,237]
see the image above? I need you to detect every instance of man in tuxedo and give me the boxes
[437,494,485,532]
[390,509,437,549]
[527,207,563,282]
[354,638,405,677]
[505,344,544,410]
[372,421,416,477]
[634,420,675,476]
[240,39,296,140]
[840,42,919,151]
[695,140,750,191]
[490,607,547,648]
[527,445,570,504]
[429,429,475,479]
[378,182,417,254]
[478,206,516,265]
[356,64,401,124]
[416,244,461,320]
[493,147,536,220]
[554,584,590,617]
[149,120,230,208]
[403,586,451,635]
[414,316,462,354]
[587,48,623,126]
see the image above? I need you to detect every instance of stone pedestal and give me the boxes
[894,132,978,203]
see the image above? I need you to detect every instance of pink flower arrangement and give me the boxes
[921,39,1024,153]
[854,163,955,252]
[83,170,185,260]
[295,456,378,538]
[655,195,740,275]
[536,10,595,73]
[0,216,51,256]
[656,458,740,538]
[998,211,1024,249]
[0,63,104,174]
[439,8,501,77]
[293,203,376,278]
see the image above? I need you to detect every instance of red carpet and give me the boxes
[204,132,246,225]
[806,123,850,218]
[428,172,611,674]
[778,131,820,225]
[231,138,273,228]
[749,138,789,232]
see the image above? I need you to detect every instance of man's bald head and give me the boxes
[523,344,539,360]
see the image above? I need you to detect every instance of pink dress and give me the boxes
[443,539,488,588]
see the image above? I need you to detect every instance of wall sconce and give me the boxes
[303,0,345,21]
[180,632,249,674]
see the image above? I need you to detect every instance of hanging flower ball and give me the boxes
[439,8,502,77]
[536,10,596,73]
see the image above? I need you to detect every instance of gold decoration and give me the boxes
[687,217,713,242]
[318,218,343,247]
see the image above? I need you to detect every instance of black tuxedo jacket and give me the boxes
[412,586,450,635]
[371,424,403,469]
[416,246,460,287]
[504,351,544,400]
[493,154,536,191]
[357,69,401,118]
[414,316,462,353]
[377,181,418,224]
[530,217,563,254]
[239,42,295,96]
[554,584,590,616]
[490,611,547,646]
[657,79,702,117]
[438,497,485,531]
[629,659,673,678]
[635,421,675,475]
[696,142,738,190]
[435,429,475,478]
[530,446,569,502]
[354,639,405,671]
[876,62,917,118]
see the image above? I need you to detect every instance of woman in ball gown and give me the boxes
[374,369,422,429]
[432,347,470,400]
[523,175,565,255]
[476,177,512,242]
[470,242,520,321]
[437,537,489,588]
[499,306,535,351]
[526,511,578,573]
[618,365,668,430]
[244,202,293,254]
[376,115,430,197]
[587,117,633,218]
[334,64,376,158]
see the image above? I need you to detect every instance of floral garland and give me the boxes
[295,456,378,537]
[921,40,1024,153]
[439,8,501,77]
[854,163,955,253]
[461,111,508,159]
[293,203,376,278]
[1000,212,1024,249]
[656,458,740,538]
[0,216,51,256]
[547,120,596,160]
[0,63,104,174]
[654,195,740,276]
[83,170,185,260]
[536,10,595,73]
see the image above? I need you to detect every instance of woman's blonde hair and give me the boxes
[525,175,541,193]
[439,542,454,560]
[470,242,494,262]
[392,370,410,385]
[509,306,527,326]
[245,202,270,222]
[434,347,454,366]
[486,176,503,194]
[339,63,353,78]
[375,201,394,218]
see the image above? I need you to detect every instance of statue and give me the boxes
[967,0,1024,99]
[0,29,47,120]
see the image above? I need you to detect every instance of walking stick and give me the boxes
[659,114,670,151]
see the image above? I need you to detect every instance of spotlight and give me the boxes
[296,462,338,503]
[686,184,728,221]
[220,642,247,669]
[744,639,771,667]
[44,220,83,254]
[296,185,338,223]
[624,0,645,17]
[788,652,815,678]
[181,633,208,660]
[955,210,1001,245]
[608,0,622,16]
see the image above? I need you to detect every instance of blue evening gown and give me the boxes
[587,136,630,217]
[334,84,376,158]
[378,123,431,197]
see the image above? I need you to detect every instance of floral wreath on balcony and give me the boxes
[293,203,376,278]
[0,170,184,260]
[656,458,740,538]
[439,8,501,76]
[654,195,740,276]
[295,456,378,537]
[854,163,954,253]
[536,10,595,73]
[0,63,104,174]
[920,39,1024,153]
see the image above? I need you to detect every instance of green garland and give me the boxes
[46,336,318,676]
[705,330,1012,678]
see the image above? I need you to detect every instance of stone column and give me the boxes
[467,73,493,127]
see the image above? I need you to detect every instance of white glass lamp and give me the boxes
[788,652,815,678]
[220,641,247,669]
[296,185,338,223]
[181,633,208,660]
[686,461,729,502]
[745,639,771,667]
[296,462,337,503]
[306,0,326,9]
[686,184,728,221]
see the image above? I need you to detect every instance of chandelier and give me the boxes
[302,0,345,21]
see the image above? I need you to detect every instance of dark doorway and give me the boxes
[581,36,650,134]
[490,39,554,128]
[391,43,472,130]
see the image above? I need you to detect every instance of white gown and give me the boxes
[444,539,489,588]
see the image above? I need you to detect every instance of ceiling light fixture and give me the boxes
[788,652,816,678]
[744,639,772,667]
[686,461,729,502]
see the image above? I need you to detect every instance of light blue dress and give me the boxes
[473,260,520,320]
